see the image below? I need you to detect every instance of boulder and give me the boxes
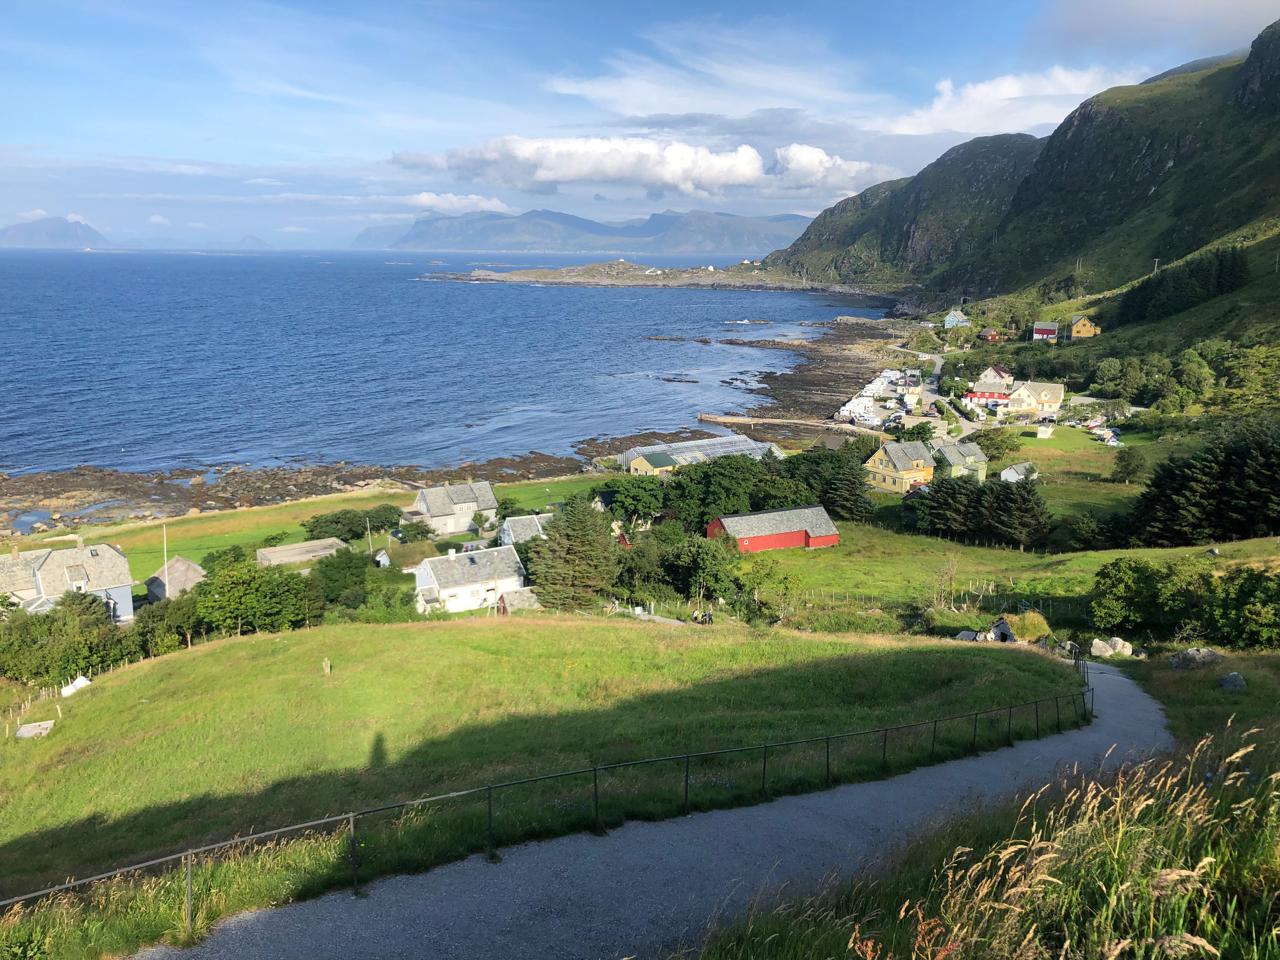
[1169,647,1224,670]
[1090,637,1116,658]
[1218,672,1247,693]
[1108,637,1133,657]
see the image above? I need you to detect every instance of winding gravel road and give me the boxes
[137,663,1172,960]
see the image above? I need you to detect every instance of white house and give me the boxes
[0,541,134,620]
[412,545,526,614]
[405,480,498,536]
[498,512,554,546]
[976,364,1014,386]
[1000,462,1039,483]
[1006,381,1065,418]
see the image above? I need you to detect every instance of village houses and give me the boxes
[498,513,554,546]
[404,480,498,535]
[145,555,205,603]
[942,308,970,329]
[1068,315,1101,340]
[865,441,935,493]
[1031,321,1059,342]
[0,540,134,621]
[928,439,988,482]
[620,435,783,476]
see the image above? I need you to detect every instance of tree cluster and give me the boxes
[1128,421,1280,546]
[1114,247,1250,328]
[907,476,1052,549]
[1091,555,1280,649]
[302,503,403,542]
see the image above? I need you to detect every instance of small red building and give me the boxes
[707,505,840,554]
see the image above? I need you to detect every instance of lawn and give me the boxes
[0,617,1083,956]
[17,474,603,582]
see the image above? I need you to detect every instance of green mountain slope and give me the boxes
[769,17,1280,299]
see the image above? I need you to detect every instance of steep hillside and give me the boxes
[765,135,1042,285]
[769,17,1280,299]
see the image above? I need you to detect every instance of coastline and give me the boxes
[0,313,912,538]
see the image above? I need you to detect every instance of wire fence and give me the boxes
[1,657,1093,937]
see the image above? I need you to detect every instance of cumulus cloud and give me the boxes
[882,66,1146,136]
[148,213,170,226]
[397,136,765,196]
[65,212,90,224]
[15,208,48,221]
[1038,0,1274,55]
[395,191,515,215]
[771,144,893,193]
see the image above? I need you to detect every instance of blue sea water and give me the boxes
[0,250,886,475]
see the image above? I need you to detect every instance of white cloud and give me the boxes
[406,136,767,196]
[15,208,48,221]
[245,177,286,186]
[1039,0,1275,54]
[771,144,892,193]
[148,214,170,226]
[65,212,90,224]
[882,66,1147,136]
[396,192,515,214]
[187,221,208,229]
[278,225,311,233]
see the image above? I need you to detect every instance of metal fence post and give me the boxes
[1034,700,1040,739]
[347,814,359,896]
[183,851,193,936]
[683,755,691,814]
[1006,705,1013,745]
[486,786,496,862]
[824,736,832,786]
[881,727,888,770]
[760,745,768,797]
[1055,695,1062,733]
[971,712,978,753]
[929,719,937,760]
[592,767,601,834]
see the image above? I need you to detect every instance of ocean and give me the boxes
[0,250,886,475]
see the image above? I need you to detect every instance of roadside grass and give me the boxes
[14,475,601,581]
[0,618,1083,957]
[689,727,1279,960]
[1121,649,1280,743]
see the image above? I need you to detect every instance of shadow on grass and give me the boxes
[0,647,1087,952]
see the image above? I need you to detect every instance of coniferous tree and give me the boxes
[823,459,874,521]
[526,496,620,610]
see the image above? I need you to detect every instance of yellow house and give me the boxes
[629,451,679,476]
[864,441,935,493]
[1068,315,1101,340]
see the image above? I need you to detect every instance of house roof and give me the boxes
[1011,381,1065,404]
[969,380,1012,395]
[1033,322,1059,332]
[638,451,679,468]
[929,440,988,467]
[715,505,838,540]
[0,543,133,608]
[146,555,206,595]
[1002,461,1037,480]
[256,538,347,567]
[620,434,782,470]
[502,513,554,543]
[413,481,498,520]
[499,587,542,611]
[880,441,936,472]
[421,545,525,592]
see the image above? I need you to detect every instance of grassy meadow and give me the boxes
[0,617,1085,957]
[12,475,596,582]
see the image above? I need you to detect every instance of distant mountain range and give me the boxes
[353,209,812,257]
[766,16,1280,297]
[0,216,110,249]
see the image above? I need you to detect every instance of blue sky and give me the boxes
[2,0,1274,246]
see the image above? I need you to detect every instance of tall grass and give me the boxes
[694,725,1280,959]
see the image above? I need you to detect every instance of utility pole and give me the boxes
[162,523,168,585]
[365,518,373,556]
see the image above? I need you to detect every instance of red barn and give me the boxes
[707,505,840,554]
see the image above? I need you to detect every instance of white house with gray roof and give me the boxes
[411,545,526,614]
[405,481,498,536]
[498,513,554,546]
[0,542,134,620]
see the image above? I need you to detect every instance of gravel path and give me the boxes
[137,663,1172,960]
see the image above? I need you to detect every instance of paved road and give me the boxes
[138,664,1172,960]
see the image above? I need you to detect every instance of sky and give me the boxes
[1,0,1275,247]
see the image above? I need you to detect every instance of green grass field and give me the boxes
[11,475,599,582]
